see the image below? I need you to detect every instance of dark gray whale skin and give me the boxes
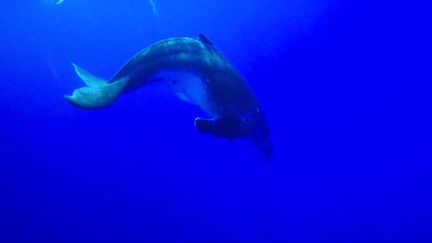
[66,35,273,159]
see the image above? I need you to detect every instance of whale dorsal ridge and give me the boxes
[198,34,214,46]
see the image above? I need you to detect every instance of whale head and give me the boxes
[195,111,273,160]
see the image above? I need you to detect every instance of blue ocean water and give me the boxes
[0,0,430,242]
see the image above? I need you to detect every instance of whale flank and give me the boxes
[65,35,273,159]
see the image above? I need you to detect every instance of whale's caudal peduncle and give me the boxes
[65,35,273,159]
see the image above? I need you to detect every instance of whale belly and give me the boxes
[151,69,213,114]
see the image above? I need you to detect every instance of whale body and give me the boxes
[66,35,273,158]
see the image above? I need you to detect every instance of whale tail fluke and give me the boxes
[65,64,128,109]
[72,63,108,88]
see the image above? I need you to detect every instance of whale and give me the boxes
[65,35,273,159]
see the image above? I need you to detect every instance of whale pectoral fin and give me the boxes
[194,116,249,140]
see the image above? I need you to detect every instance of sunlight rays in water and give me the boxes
[148,0,158,16]
[45,0,157,15]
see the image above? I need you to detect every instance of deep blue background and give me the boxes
[0,0,431,242]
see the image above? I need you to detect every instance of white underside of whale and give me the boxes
[66,64,215,113]
[151,69,214,115]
